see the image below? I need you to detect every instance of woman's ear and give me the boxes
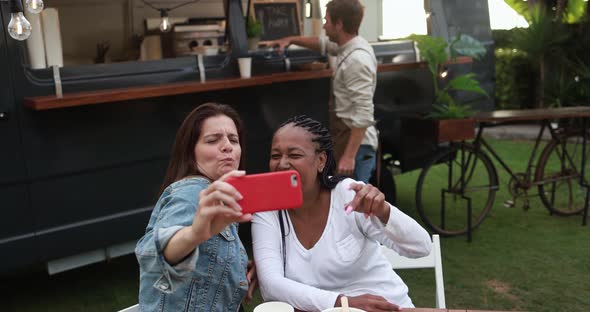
[317,151,327,173]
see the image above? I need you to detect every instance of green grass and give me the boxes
[1,138,589,312]
[396,138,590,312]
[0,256,139,312]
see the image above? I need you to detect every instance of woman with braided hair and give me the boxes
[251,115,432,312]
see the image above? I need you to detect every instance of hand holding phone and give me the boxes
[226,170,303,214]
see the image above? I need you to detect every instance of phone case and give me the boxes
[226,170,303,214]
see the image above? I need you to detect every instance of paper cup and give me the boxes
[238,57,252,78]
[321,308,367,312]
[253,301,294,312]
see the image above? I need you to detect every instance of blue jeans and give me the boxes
[354,144,376,183]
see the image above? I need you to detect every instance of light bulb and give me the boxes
[160,16,171,32]
[159,10,171,32]
[440,69,448,78]
[26,0,44,14]
[8,12,32,41]
[305,0,312,18]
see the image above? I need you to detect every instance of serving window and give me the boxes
[23,0,234,68]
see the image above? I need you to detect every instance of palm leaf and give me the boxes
[563,0,587,24]
[450,34,487,60]
[503,0,532,22]
[446,74,489,96]
[435,90,454,106]
[410,34,447,75]
[409,34,484,119]
[510,5,570,63]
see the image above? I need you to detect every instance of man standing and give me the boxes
[270,0,378,182]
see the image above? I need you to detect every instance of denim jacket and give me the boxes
[135,177,249,312]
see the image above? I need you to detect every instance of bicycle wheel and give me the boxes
[535,131,590,216]
[416,143,498,236]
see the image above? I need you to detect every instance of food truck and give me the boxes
[0,0,494,274]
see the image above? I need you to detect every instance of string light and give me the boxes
[7,0,33,41]
[159,9,171,32]
[25,0,44,14]
[305,0,312,19]
[141,0,202,33]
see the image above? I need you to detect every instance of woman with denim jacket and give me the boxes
[135,103,256,312]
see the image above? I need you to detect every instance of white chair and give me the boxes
[380,234,445,308]
[117,304,139,312]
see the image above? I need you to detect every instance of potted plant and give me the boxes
[246,16,262,50]
[410,33,488,142]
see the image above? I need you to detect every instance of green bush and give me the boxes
[491,29,514,49]
[493,28,534,109]
[493,23,590,109]
[494,48,533,109]
[493,2,590,109]
[545,22,590,107]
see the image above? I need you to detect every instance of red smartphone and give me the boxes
[226,170,303,214]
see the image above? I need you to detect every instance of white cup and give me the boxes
[238,57,252,78]
[321,308,367,312]
[253,301,294,312]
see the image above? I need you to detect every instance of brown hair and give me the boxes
[159,102,245,195]
[326,0,364,35]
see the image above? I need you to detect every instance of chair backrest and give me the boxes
[117,304,139,312]
[380,234,445,308]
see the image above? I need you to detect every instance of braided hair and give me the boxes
[277,115,345,190]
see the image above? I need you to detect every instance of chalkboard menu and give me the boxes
[252,0,301,41]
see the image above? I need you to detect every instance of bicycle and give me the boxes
[414,107,590,239]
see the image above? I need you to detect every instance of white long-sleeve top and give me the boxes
[252,179,432,312]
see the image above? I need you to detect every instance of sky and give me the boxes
[487,0,529,29]
[382,1,429,38]
[319,0,530,38]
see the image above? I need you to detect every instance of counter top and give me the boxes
[24,57,471,111]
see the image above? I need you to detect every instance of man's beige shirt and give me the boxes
[320,35,378,150]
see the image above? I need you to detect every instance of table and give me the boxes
[296,308,519,312]
[407,309,519,312]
